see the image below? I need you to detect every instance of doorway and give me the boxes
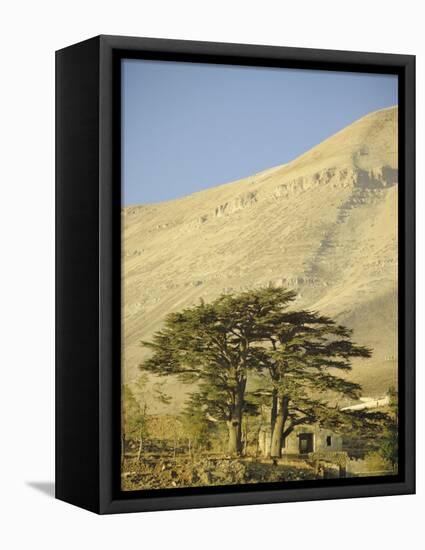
[298,433,314,454]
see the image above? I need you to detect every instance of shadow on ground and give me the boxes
[26,481,55,498]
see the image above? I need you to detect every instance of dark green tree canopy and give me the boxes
[140,286,380,456]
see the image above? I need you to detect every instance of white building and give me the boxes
[259,424,342,457]
[340,395,390,411]
[258,393,389,457]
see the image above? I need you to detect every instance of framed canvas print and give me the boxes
[56,35,415,514]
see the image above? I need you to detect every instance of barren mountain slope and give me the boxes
[122,106,398,405]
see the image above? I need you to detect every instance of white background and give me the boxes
[0,1,422,548]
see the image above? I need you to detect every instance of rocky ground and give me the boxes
[121,456,318,491]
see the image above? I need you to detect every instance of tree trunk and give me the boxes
[227,411,243,455]
[137,431,143,462]
[227,420,239,455]
[270,414,284,458]
[121,434,126,465]
[270,388,278,436]
[227,381,246,455]
[268,387,279,457]
[227,403,243,455]
[270,396,289,459]
[255,426,260,457]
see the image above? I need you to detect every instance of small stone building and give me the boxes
[259,424,342,457]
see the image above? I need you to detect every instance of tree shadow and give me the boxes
[26,481,55,498]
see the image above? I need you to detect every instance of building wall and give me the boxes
[284,426,342,454]
[259,424,342,456]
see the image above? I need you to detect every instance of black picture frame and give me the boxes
[56,35,415,514]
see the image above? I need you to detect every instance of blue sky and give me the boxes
[122,59,397,205]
